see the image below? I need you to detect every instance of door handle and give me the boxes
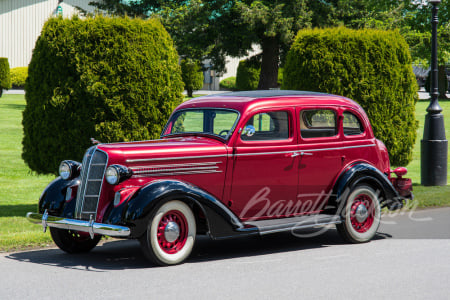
[286,152,313,158]
[291,152,300,157]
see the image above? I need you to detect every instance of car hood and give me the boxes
[97,136,228,166]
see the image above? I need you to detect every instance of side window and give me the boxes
[300,109,337,138]
[241,111,289,141]
[343,111,364,136]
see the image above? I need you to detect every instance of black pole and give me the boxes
[421,0,448,186]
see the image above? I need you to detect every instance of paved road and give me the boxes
[1,207,449,299]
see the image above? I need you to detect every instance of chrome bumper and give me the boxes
[26,210,131,238]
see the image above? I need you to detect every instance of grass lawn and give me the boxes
[0,94,449,252]
[0,95,55,251]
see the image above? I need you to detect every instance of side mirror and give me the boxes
[242,125,256,137]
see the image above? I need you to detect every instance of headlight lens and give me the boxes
[58,160,81,180]
[106,165,132,185]
[59,162,71,180]
[105,166,119,185]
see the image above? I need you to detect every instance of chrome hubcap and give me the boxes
[355,204,369,223]
[164,221,180,243]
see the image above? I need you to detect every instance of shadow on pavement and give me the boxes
[5,228,391,270]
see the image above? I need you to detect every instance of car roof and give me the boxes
[176,90,363,113]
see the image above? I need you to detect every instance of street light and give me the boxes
[421,0,448,186]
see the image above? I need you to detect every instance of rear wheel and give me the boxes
[336,185,381,243]
[50,228,101,253]
[140,200,196,266]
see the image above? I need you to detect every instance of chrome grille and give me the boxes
[75,147,108,220]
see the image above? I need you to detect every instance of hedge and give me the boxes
[0,57,11,97]
[236,55,261,90]
[180,58,203,97]
[10,67,28,89]
[219,76,237,90]
[23,16,183,174]
[283,28,418,165]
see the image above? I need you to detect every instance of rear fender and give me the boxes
[331,163,402,210]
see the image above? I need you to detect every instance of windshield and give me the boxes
[162,109,239,139]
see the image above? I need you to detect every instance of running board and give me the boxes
[244,214,342,235]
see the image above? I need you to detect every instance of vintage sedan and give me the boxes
[27,90,412,265]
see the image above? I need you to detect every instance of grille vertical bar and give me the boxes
[75,147,108,220]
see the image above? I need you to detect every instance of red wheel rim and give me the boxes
[157,210,188,254]
[350,193,375,233]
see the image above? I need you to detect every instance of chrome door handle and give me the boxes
[291,152,300,157]
[300,152,313,156]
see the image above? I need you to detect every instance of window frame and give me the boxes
[299,108,339,141]
[237,107,295,146]
[343,110,365,136]
[161,107,241,141]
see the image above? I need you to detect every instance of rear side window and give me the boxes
[300,109,337,138]
[343,111,364,135]
[241,111,289,141]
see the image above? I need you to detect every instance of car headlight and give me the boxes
[105,165,132,185]
[59,160,81,180]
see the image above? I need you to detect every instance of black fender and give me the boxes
[331,162,402,210]
[104,180,258,239]
[38,177,80,217]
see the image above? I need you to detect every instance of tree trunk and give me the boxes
[438,65,448,99]
[257,37,279,90]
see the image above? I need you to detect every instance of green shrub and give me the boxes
[283,27,418,165]
[236,55,261,91]
[219,76,237,90]
[277,68,283,87]
[180,58,203,97]
[23,16,183,174]
[0,57,11,97]
[10,67,28,89]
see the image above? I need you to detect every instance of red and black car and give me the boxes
[27,90,412,265]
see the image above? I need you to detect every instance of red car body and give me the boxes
[27,90,412,265]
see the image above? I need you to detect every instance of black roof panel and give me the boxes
[215,90,329,98]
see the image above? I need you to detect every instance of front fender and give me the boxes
[332,163,402,209]
[38,177,79,217]
[104,180,258,239]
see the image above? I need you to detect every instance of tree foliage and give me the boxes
[283,28,418,166]
[23,16,183,174]
[180,58,204,97]
[236,55,261,91]
[90,0,450,93]
[0,57,11,97]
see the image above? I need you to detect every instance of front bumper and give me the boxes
[26,210,131,238]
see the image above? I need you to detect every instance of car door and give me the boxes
[229,107,299,221]
[297,107,343,213]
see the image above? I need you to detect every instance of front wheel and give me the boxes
[50,228,101,253]
[140,200,196,266]
[336,185,381,243]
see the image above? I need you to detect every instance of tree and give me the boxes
[180,58,204,97]
[91,0,312,90]
[90,0,450,93]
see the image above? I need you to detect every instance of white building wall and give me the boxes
[0,0,94,68]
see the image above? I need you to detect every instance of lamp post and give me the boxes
[421,0,448,186]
